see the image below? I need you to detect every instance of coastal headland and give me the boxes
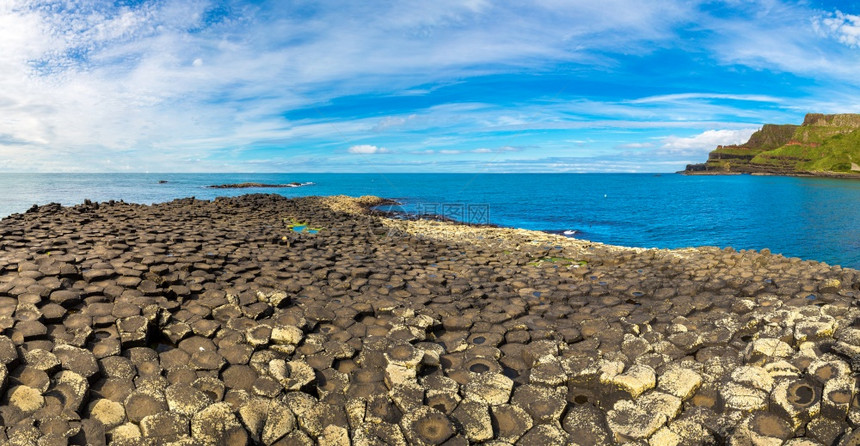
[684,113,860,178]
[0,194,858,444]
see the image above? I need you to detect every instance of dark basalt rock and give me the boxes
[207,182,310,189]
[0,194,856,444]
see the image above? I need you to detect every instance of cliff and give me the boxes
[684,113,860,177]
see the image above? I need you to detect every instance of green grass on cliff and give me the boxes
[711,147,757,156]
[751,125,860,172]
[712,124,799,157]
[698,114,860,174]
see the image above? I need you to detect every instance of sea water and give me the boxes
[0,173,857,269]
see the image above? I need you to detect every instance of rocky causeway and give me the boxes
[206,183,312,189]
[0,194,858,445]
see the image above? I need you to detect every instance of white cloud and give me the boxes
[658,128,757,156]
[630,93,781,104]
[409,146,520,155]
[0,1,858,172]
[618,142,654,149]
[704,4,860,82]
[0,0,708,171]
[817,11,860,48]
[348,144,389,154]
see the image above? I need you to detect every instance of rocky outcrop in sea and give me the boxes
[207,182,312,189]
[0,194,857,445]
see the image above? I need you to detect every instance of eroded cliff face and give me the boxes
[684,114,860,176]
[802,113,860,127]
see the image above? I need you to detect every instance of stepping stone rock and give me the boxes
[516,424,569,446]
[88,398,125,429]
[649,426,682,446]
[529,356,567,387]
[808,359,851,386]
[222,365,258,392]
[10,321,48,343]
[385,343,424,368]
[53,370,89,412]
[269,359,314,391]
[299,402,349,438]
[400,406,455,446]
[238,397,269,443]
[163,322,192,344]
[731,411,793,445]
[100,355,136,380]
[190,402,248,445]
[731,365,775,392]
[721,382,769,412]
[116,316,150,348]
[451,398,493,442]
[562,405,612,445]
[606,399,667,441]
[318,424,350,446]
[771,379,821,429]
[385,361,418,388]
[112,423,144,443]
[23,349,60,374]
[245,325,272,347]
[191,349,226,371]
[510,384,567,424]
[638,391,682,422]
[657,366,702,400]
[194,376,227,402]
[611,364,656,399]
[744,338,793,365]
[166,383,211,417]
[71,418,106,446]
[140,411,190,441]
[806,417,849,445]
[50,290,81,307]
[7,385,45,413]
[220,344,255,365]
[124,391,169,423]
[794,315,837,343]
[52,344,99,380]
[764,360,801,381]
[263,399,297,445]
[463,372,513,405]
[822,377,854,419]
[159,348,191,372]
[0,335,17,364]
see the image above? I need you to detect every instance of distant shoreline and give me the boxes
[679,170,860,180]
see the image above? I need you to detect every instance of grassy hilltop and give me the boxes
[686,113,860,176]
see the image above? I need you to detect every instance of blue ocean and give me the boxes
[0,173,858,269]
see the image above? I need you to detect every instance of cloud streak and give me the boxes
[348,144,389,154]
[0,1,858,172]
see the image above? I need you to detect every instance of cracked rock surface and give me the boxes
[0,194,858,445]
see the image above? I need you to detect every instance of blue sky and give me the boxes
[1,0,860,172]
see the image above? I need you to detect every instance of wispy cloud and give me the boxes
[629,93,782,104]
[348,144,389,154]
[816,11,860,48]
[658,129,758,156]
[0,1,859,172]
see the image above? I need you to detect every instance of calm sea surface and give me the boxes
[0,173,858,269]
